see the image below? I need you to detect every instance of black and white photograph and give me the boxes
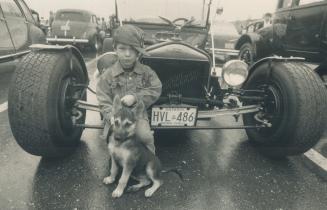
[0,0,327,209]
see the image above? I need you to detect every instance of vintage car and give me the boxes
[0,0,45,72]
[6,0,327,159]
[46,9,105,51]
[235,19,272,65]
[235,0,327,85]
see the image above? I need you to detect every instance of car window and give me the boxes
[55,11,91,22]
[0,20,15,52]
[247,25,255,33]
[0,0,23,17]
[298,0,324,5]
[279,0,293,8]
[212,22,239,36]
[16,0,34,23]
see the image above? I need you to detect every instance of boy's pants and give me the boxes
[103,118,155,154]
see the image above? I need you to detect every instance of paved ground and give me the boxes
[0,51,327,210]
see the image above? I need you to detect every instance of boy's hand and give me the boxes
[121,95,136,107]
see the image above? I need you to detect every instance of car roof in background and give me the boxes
[55,9,94,16]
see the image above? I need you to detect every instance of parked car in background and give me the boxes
[47,9,105,51]
[0,0,45,72]
[235,20,272,65]
[208,20,240,63]
[235,0,327,86]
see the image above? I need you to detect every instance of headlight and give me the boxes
[222,60,249,87]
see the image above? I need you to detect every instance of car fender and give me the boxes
[235,33,271,60]
[29,44,89,83]
[235,33,261,50]
[87,26,98,39]
[247,56,305,77]
[30,25,46,44]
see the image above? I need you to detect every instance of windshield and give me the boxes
[117,0,211,27]
[55,11,91,22]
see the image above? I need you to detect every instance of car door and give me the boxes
[272,0,293,55]
[0,4,15,57]
[0,0,29,53]
[321,7,327,59]
[283,0,326,59]
[16,0,45,43]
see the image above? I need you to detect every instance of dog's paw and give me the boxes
[145,188,155,197]
[103,176,115,185]
[112,188,124,198]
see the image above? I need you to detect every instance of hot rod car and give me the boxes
[6,0,327,158]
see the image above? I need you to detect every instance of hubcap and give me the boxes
[240,48,252,65]
[58,77,85,135]
[59,77,75,134]
[258,84,284,136]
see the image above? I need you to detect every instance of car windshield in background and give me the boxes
[118,0,210,27]
[55,11,90,22]
[212,21,239,36]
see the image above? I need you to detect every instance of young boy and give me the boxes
[96,25,162,154]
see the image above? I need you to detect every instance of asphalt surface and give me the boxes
[0,51,327,210]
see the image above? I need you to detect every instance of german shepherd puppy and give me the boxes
[103,95,163,198]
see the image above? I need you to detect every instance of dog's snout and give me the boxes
[114,135,122,141]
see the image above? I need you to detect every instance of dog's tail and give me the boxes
[161,168,183,181]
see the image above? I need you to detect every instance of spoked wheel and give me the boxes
[243,61,327,158]
[58,76,86,138]
[239,43,255,65]
[8,51,88,157]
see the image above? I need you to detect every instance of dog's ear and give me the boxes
[133,101,145,118]
[113,95,122,113]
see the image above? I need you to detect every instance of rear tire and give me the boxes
[8,51,87,157]
[243,62,327,158]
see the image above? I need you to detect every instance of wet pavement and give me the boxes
[0,50,327,210]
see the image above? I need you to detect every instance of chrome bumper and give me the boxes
[46,37,89,44]
[207,48,240,56]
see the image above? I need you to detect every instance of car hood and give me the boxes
[51,20,91,38]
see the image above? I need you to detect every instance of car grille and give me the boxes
[142,58,210,99]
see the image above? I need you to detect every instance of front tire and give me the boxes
[243,62,327,158]
[8,51,87,157]
[239,42,255,65]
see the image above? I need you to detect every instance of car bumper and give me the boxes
[46,37,89,44]
[206,48,240,63]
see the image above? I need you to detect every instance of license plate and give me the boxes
[224,43,234,49]
[151,106,197,127]
[61,25,70,31]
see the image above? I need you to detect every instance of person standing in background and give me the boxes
[263,12,272,28]
[49,11,54,27]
